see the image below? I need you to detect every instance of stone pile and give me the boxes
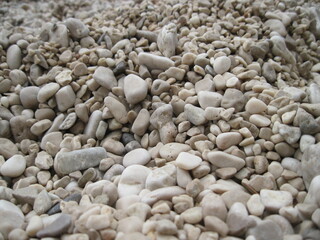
[0,0,320,239]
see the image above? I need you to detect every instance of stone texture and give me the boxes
[175,152,202,170]
[36,214,72,238]
[93,66,117,90]
[0,200,24,239]
[0,154,26,177]
[124,74,148,105]
[301,144,320,189]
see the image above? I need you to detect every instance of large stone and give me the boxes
[124,74,148,105]
[157,23,178,58]
[0,200,24,239]
[247,220,283,240]
[54,147,107,176]
[216,132,243,150]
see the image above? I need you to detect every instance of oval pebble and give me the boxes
[123,148,151,167]
[0,155,26,177]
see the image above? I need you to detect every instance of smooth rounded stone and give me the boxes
[55,85,76,112]
[260,190,293,213]
[175,152,202,170]
[59,112,77,130]
[307,83,320,104]
[125,202,151,222]
[212,56,231,74]
[132,109,150,136]
[104,96,128,124]
[312,208,320,228]
[0,138,18,159]
[176,168,192,188]
[156,219,178,235]
[265,215,294,235]
[226,202,253,236]
[304,175,320,207]
[141,186,186,206]
[198,91,222,109]
[301,144,320,189]
[184,104,207,126]
[207,151,245,171]
[9,69,27,86]
[37,83,60,103]
[150,104,173,128]
[182,52,196,65]
[181,207,203,224]
[250,41,269,60]
[102,138,124,156]
[262,62,277,83]
[36,213,72,238]
[55,69,72,86]
[243,175,274,193]
[118,165,151,198]
[221,189,251,209]
[93,66,117,90]
[64,18,89,39]
[221,88,246,112]
[0,154,26,178]
[123,148,151,167]
[249,114,271,127]
[83,180,117,205]
[117,216,143,234]
[0,106,14,121]
[265,19,287,36]
[157,23,178,58]
[20,86,40,109]
[85,214,111,231]
[247,220,283,240]
[26,215,43,237]
[216,132,243,150]
[278,124,301,145]
[34,189,53,215]
[146,164,176,191]
[275,142,295,157]
[0,79,11,94]
[204,215,229,237]
[204,107,223,121]
[0,120,10,138]
[30,119,52,136]
[40,131,62,153]
[59,49,73,63]
[7,44,22,69]
[83,110,102,139]
[247,194,265,216]
[201,192,228,221]
[54,147,107,176]
[124,74,148,105]
[0,200,24,239]
[245,97,267,114]
[35,151,53,169]
[271,35,296,64]
[165,66,186,81]
[138,52,174,71]
[73,62,88,76]
[159,143,192,161]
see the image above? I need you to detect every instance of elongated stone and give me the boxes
[207,151,245,171]
[138,52,174,71]
[54,147,107,176]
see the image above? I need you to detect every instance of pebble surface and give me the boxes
[0,0,320,239]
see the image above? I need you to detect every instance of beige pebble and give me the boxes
[175,152,202,170]
[249,114,271,127]
[216,132,243,150]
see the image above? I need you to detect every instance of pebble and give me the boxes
[204,215,229,237]
[157,23,178,58]
[54,147,107,175]
[36,213,72,238]
[175,152,202,170]
[207,151,245,171]
[20,86,40,109]
[146,164,176,190]
[7,44,22,69]
[138,52,174,71]
[35,151,53,169]
[226,202,252,236]
[246,97,267,114]
[159,143,192,161]
[212,56,231,74]
[123,148,151,167]
[64,18,89,39]
[247,220,283,240]
[93,66,117,90]
[0,138,18,159]
[304,175,320,207]
[118,165,151,197]
[247,194,265,216]
[184,104,207,126]
[55,70,72,86]
[216,132,243,150]
[141,186,185,205]
[37,82,60,103]
[249,114,271,127]
[221,88,246,112]
[124,74,148,105]
[181,207,203,224]
[34,189,53,215]
[198,91,222,109]
[104,96,128,124]
[0,200,24,239]
[0,154,26,177]
[55,85,76,112]
[201,192,227,221]
[260,189,293,212]
[301,144,320,189]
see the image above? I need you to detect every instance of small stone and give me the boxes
[221,189,251,209]
[55,85,76,112]
[26,215,43,237]
[184,104,207,126]
[278,124,301,145]
[141,186,185,205]
[262,62,277,83]
[118,165,151,198]
[271,35,296,64]
[247,194,265,216]
[59,112,77,130]
[204,215,229,237]
[304,175,320,207]
[36,214,72,238]
[73,62,88,76]
[182,52,196,65]
[85,215,111,230]
[37,83,60,103]
[245,97,267,114]
[93,66,117,90]
[260,189,293,213]
[65,18,89,39]
[30,119,52,136]
[216,167,237,179]
[9,69,27,86]
[138,52,174,71]
[221,88,246,112]
[146,164,176,191]
[265,19,287,36]
[117,216,143,233]
[159,143,191,161]
[249,114,271,127]
[198,91,222,109]
[0,155,26,177]
[165,67,186,81]
[201,192,227,221]
[123,148,151,167]
[226,202,252,236]
[125,202,151,221]
[34,190,53,215]
[216,132,243,150]
[7,44,22,69]
[181,207,203,224]
[0,200,24,239]
[207,151,245,171]
[20,86,40,109]
[59,49,73,63]
[212,56,231,74]
[55,70,72,86]
[35,151,53,170]
[301,144,320,189]
[156,219,178,235]
[104,96,128,124]
[124,74,148,105]
[132,109,150,136]
[175,152,202,170]
[54,147,107,176]
[157,23,178,58]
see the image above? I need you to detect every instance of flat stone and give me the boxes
[12,185,42,205]
[36,214,72,238]
[301,144,320,189]
[138,52,174,71]
[146,164,176,191]
[260,189,293,213]
[93,66,117,90]
[0,200,24,239]
[54,147,107,176]
[124,74,148,105]
[245,97,267,114]
[118,165,151,198]
[249,114,271,127]
[207,151,245,171]
[216,132,243,150]
[175,152,202,170]
[198,91,222,109]
[55,85,76,112]
[0,154,26,177]
[123,148,151,167]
